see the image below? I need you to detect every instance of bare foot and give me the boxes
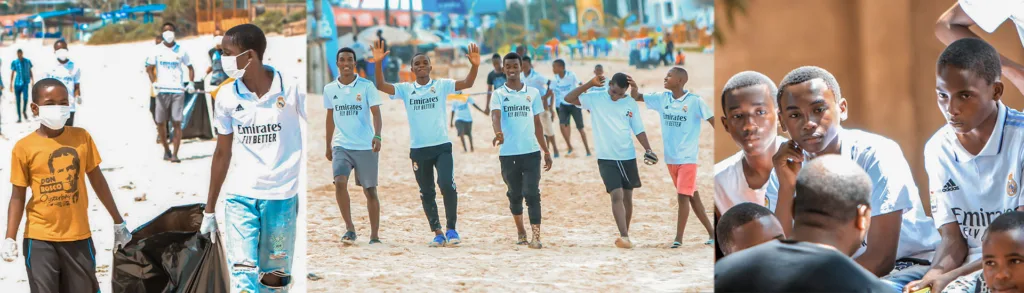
[615,237,633,249]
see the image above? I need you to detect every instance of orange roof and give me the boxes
[332,8,421,28]
[0,14,30,27]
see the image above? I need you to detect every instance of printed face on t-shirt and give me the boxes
[43,147,81,206]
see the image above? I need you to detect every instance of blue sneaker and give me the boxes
[446,230,461,246]
[429,234,447,247]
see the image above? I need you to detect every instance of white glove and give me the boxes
[185,82,196,94]
[199,212,218,243]
[1,238,17,262]
[113,222,132,251]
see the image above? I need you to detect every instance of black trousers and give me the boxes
[499,151,542,225]
[410,142,458,231]
[24,238,99,293]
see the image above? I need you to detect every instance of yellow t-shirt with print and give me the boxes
[10,127,101,242]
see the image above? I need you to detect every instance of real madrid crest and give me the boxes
[275,96,286,109]
[682,105,689,112]
[526,95,532,102]
[356,94,362,102]
[412,161,419,171]
[1008,172,1018,196]
[430,86,436,93]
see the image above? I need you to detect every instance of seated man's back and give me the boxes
[715,240,890,292]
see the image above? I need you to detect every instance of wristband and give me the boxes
[374,135,382,141]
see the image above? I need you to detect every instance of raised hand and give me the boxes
[772,140,805,188]
[371,40,390,63]
[626,75,639,96]
[467,43,481,66]
[589,75,605,87]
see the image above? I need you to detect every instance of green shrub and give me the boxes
[254,10,285,34]
[88,21,161,45]
[288,11,304,23]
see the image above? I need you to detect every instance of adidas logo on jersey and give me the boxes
[504,97,510,102]
[412,90,417,95]
[940,179,960,192]
[333,95,338,100]
[235,104,245,111]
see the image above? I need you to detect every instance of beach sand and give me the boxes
[305,53,714,292]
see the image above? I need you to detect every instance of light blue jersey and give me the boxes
[490,85,544,156]
[451,97,475,122]
[645,91,712,164]
[323,77,381,150]
[551,71,580,106]
[579,91,645,160]
[391,79,456,148]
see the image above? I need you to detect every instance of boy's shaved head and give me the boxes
[32,78,69,104]
[722,71,778,110]
[938,38,1002,85]
[717,203,784,255]
[778,66,842,104]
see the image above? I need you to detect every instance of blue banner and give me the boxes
[423,0,469,14]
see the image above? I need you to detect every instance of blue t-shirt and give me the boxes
[392,79,456,148]
[324,77,382,150]
[490,85,544,156]
[11,58,32,87]
[579,91,645,160]
[451,97,475,122]
[645,91,712,164]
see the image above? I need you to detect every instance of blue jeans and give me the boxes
[14,83,28,120]
[224,195,298,293]
[882,262,930,292]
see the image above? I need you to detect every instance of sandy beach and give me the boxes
[305,53,714,292]
[0,35,308,292]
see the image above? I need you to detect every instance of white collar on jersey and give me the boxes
[412,79,434,88]
[950,101,1007,162]
[234,66,284,101]
[503,83,528,93]
[336,76,360,88]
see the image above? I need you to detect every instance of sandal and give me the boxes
[341,231,357,245]
[670,241,682,248]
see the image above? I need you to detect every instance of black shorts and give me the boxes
[597,159,642,193]
[149,96,156,120]
[455,120,472,136]
[557,104,584,128]
[24,238,99,293]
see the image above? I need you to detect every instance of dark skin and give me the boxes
[372,40,479,236]
[627,69,715,242]
[147,24,195,162]
[564,75,655,239]
[6,85,125,246]
[553,62,592,156]
[490,58,554,240]
[936,3,1024,94]
[718,84,781,219]
[522,60,559,156]
[326,51,383,241]
[53,42,81,104]
[981,229,1024,293]
[722,215,785,256]
[792,205,873,257]
[9,51,32,93]
[775,78,902,277]
[906,66,1024,293]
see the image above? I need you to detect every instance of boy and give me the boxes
[587,64,609,93]
[449,93,486,152]
[551,59,592,156]
[371,40,481,247]
[564,73,658,248]
[146,22,195,163]
[771,66,940,287]
[936,0,1024,93]
[715,155,890,292]
[521,56,559,157]
[45,40,81,126]
[978,211,1024,293]
[716,202,784,256]
[489,52,554,249]
[485,53,507,110]
[200,24,305,292]
[3,78,131,293]
[906,38,1024,293]
[627,67,715,248]
[714,71,785,214]
[10,48,33,123]
[324,47,384,245]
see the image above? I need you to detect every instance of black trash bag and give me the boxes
[112,204,229,293]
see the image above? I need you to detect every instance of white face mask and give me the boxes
[162,31,175,44]
[35,104,71,130]
[55,49,69,62]
[222,49,252,79]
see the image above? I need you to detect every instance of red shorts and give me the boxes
[668,164,697,196]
